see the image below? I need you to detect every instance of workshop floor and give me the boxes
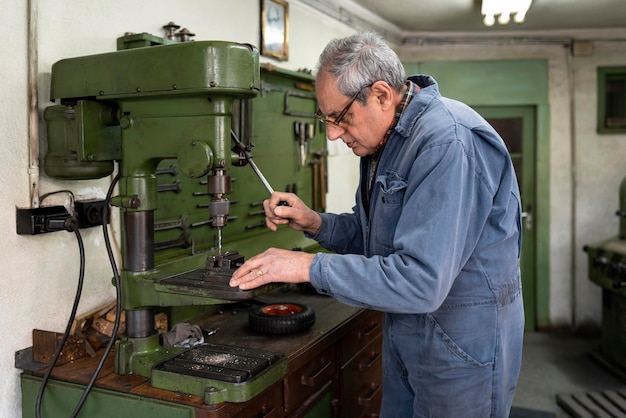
[512,330,626,417]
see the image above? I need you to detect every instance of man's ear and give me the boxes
[370,81,395,112]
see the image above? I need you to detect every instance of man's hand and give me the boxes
[229,248,315,290]
[264,192,322,235]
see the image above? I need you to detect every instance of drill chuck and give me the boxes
[209,199,230,228]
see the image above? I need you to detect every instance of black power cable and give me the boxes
[35,173,122,417]
[35,217,84,418]
[69,173,122,417]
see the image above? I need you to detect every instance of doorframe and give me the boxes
[475,105,537,331]
[404,59,551,329]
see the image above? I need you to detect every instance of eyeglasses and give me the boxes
[315,84,372,127]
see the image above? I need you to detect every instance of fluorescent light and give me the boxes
[482,0,532,26]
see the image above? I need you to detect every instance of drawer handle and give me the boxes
[257,406,278,418]
[301,360,333,387]
[359,352,381,372]
[358,383,381,407]
[357,322,381,340]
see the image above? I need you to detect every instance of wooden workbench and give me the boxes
[22,288,383,417]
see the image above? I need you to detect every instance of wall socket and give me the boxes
[75,199,109,228]
[16,199,109,235]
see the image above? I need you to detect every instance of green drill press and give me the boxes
[39,36,289,405]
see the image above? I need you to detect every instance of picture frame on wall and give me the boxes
[260,0,289,61]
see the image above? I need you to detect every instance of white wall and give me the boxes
[1,1,359,416]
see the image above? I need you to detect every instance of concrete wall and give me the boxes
[1,0,625,416]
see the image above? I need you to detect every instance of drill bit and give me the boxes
[217,227,223,255]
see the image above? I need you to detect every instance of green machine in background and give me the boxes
[584,176,626,370]
[20,30,328,415]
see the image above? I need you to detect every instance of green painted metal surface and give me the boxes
[151,356,288,405]
[417,59,548,105]
[21,375,196,418]
[50,40,259,101]
[44,100,120,179]
[597,66,626,134]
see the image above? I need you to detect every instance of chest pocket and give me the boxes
[377,171,407,204]
[370,171,407,255]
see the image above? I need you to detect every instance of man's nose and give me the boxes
[325,123,346,141]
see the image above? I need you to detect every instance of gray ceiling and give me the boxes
[349,0,626,33]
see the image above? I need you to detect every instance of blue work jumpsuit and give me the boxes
[308,75,524,417]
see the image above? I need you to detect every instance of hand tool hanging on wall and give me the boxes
[313,149,328,212]
[293,121,315,170]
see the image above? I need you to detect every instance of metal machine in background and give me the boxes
[584,176,626,370]
[20,28,328,410]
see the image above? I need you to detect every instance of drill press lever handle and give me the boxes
[230,130,288,206]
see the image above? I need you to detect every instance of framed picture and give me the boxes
[260,0,289,61]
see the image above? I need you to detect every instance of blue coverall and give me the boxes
[309,75,525,417]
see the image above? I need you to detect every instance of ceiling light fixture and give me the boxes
[482,0,532,26]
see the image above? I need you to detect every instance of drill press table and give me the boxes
[21,288,383,417]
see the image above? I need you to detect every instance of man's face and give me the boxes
[315,73,388,157]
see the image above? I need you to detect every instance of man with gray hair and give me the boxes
[230,31,524,417]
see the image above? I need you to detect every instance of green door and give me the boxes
[474,106,537,331]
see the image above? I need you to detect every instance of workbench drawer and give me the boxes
[340,333,382,418]
[283,344,336,414]
[338,309,383,365]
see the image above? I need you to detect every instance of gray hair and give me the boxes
[316,31,406,104]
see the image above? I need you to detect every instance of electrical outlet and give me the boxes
[75,199,109,228]
[16,206,73,235]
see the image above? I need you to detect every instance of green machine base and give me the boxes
[151,343,287,405]
[21,343,287,418]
